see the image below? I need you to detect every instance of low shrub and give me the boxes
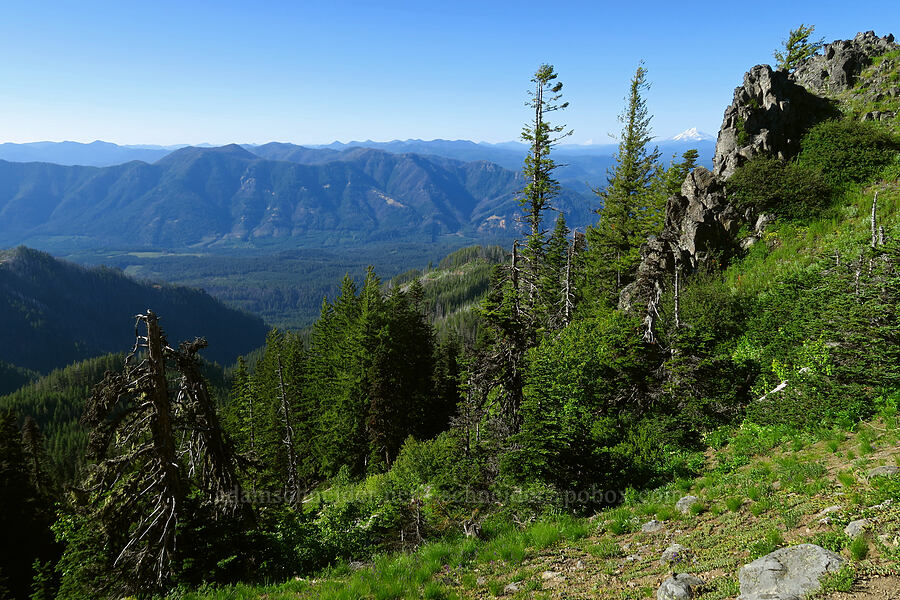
[728,155,832,219]
[798,119,900,188]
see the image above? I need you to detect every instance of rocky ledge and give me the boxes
[619,31,898,315]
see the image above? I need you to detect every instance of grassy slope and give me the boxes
[176,410,899,600]
[176,185,900,600]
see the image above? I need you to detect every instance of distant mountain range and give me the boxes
[0,140,178,166]
[0,144,594,250]
[288,133,716,190]
[0,132,716,178]
[0,246,268,372]
[0,133,715,252]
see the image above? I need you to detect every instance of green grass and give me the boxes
[817,565,857,596]
[748,529,785,559]
[850,535,870,560]
[749,499,773,517]
[724,184,900,296]
[587,537,623,559]
[837,470,857,487]
[724,497,743,512]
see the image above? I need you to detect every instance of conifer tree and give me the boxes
[476,65,573,435]
[539,214,571,329]
[518,63,572,313]
[774,24,824,71]
[60,311,247,596]
[0,412,56,599]
[663,149,699,196]
[585,63,664,306]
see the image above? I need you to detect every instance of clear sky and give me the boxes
[1,1,897,146]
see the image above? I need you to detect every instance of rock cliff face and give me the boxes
[619,166,743,312]
[792,31,897,96]
[619,31,897,314]
[712,66,836,180]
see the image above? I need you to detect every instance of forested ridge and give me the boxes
[0,29,899,600]
[0,246,268,372]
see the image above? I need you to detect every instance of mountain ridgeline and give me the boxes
[0,246,267,372]
[0,144,594,250]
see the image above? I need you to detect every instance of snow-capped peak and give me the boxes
[671,127,715,141]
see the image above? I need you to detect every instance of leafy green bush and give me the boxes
[798,119,900,187]
[819,564,856,594]
[728,155,832,219]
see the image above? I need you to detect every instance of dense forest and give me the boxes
[0,29,898,600]
[0,247,268,372]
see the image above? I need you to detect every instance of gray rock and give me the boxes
[625,553,641,563]
[816,505,842,518]
[619,167,738,312]
[738,544,846,600]
[658,573,704,600]
[867,465,900,478]
[660,543,693,565]
[844,518,870,538]
[793,31,897,95]
[642,519,665,533]
[676,495,700,514]
[618,32,900,328]
[503,581,521,594]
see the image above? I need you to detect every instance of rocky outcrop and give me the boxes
[713,66,837,180]
[619,31,895,315]
[792,31,897,96]
[619,167,747,312]
[738,544,845,600]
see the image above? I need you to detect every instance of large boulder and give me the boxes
[738,544,846,600]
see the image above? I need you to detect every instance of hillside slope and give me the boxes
[0,246,268,371]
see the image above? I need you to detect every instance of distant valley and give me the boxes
[0,134,714,330]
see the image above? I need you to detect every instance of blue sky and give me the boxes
[1,1,897,146]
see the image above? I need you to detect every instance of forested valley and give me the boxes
[1,29,899,600]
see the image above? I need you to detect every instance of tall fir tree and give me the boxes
[518,63,572,315]
[0,412,57,600]
[585,63,664,306]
